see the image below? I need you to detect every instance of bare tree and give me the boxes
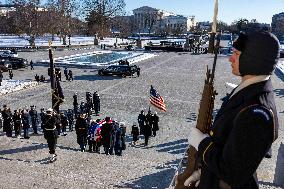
[83,0,125,38]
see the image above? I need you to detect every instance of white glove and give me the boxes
[184,169,201,187]
[188,127,208,150]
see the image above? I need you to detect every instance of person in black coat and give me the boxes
[152,112,159,137]
[100,117,114,155]
[75,113,88,152]
[21,109,30,139]
[93,92,100,116]
[73,93,78,117]
[184,31,280,189]
[1,105,13,137]
[13,109,22,138]
[29,105,38,134]
[131,123,139,145]
[137,110,146,135]
[43,108,58,162]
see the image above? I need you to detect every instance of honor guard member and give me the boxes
[86,92,93,115]
[21,109,30,139]
[1,105,13,137]
[13,109,22,138]
[131,123,139,145]
[43,108,58,162]
[93,91,100,116]
[101,117,114,155]
[152,112,159,137]
[119,122,127,150]
[60,112,68,136]
[64,67,68,80]
[68,70,73,81]
[75,113,88,152]
[67,109,74,131]
[39,108,46,131]
[73,92,78,117]
[184,31,280,188]
[113,122,122,156]
[138,110,146,135]
[29,105,38,134]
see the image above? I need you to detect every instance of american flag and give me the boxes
[150,85,166,112]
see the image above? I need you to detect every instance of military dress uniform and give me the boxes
[196,79,278,189]
[43,111,58,156]
[29,106,38,134]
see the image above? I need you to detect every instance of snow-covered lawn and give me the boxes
[0,79,39,95]
[0,35,134,48]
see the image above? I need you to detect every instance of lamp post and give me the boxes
[208,0,218,53]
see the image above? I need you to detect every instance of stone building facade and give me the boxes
[132,6,195,34]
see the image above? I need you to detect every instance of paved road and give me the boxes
[0,50,283,189]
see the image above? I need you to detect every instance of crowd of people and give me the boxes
[0,94,160,162]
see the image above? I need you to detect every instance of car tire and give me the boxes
[98,71,103,76]
[122,74,126,78]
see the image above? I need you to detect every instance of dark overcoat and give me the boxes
[197,80,278,189]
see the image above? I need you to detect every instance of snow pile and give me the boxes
[0,80,39,95]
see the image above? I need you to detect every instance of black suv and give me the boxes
[1,57,28,69]
[98,65,138,77]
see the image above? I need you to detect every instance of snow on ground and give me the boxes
[0,79,39,95]
[0,35,134,48]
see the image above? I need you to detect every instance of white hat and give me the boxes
[46,108,53,112]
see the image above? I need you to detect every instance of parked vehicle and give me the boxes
[0,50,18,58]
[98,65,138,77]
[3,57,28,69]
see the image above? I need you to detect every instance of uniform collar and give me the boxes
[230,75,270,99]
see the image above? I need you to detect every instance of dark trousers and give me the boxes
[14,123,21,136]
[47,139,57,154]
[23,128,29,138]
[68,119,73,131]
[144,135,150,146]
[31,121,37,134]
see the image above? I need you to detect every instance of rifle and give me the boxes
[174,34,220,189]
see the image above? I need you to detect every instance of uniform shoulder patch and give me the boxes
[250,105,272,122]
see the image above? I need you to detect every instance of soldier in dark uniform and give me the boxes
[101,117,114,155]
[73,93,78,117]
[86,92,93,115]
[143,120,152,146]
[68,70,73,81]
[152,112,159,137]
[13,109,22,138]
[93,91,100,116]
[39,108,46,131]
[137,110,146,135]
[60,112,68,136]
[119,122,126,150]
[21,109,30,139]
[29,105,38,134]
[64,67,68,80]
[113,122,122,156]
[1,105,13,137]
[54,112,61,136]
[75,113,88,152]
[66,109,74,131]
[8,68,13,80]
[145,110,153,133]
[131,123,139,145]
[184,31,280,188]
[43,108,58,162]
